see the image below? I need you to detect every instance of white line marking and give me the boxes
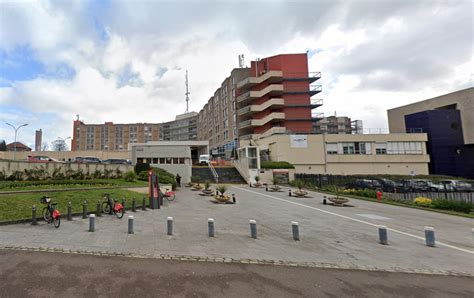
[234,186,474,255]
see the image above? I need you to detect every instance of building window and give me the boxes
[152,158,158,164]
[144,126,152,143]
[115,126,123,149]
[86,127,94,150]
[341,142,371,154]
[100,126,109,150]
[159,158,166,164]
[387,142,422,154]
[166,157,172,164]
[129,126,138,143]
[326,143,338,155]
[376,143,387,155]
[342,143,355,154]
[173,158,179,164]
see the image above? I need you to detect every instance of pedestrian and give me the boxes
[176,174,181,187]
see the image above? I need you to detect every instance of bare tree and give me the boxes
[42,142,49,151]
[51,139,68,151]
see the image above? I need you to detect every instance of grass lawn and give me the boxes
[0,189,146,222]
[0,179,147,191]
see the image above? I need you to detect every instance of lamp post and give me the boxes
[5,122,28,160]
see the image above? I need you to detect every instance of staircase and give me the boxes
[192,166,246,184]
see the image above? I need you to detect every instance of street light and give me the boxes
[5,122,29,160]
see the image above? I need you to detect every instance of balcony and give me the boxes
[284,72,321,83]
[239,112,285,129]
[236,84,284,103]
[239,127,287,141]
[237,70,283,90]
[284,84,322,96]
[237,98,285,116]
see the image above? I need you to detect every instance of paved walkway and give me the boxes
[1,249,473,297]
[0,185,473,276]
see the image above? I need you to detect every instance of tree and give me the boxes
[51,139,68,151]
[0,140,6,151]
[42,142,49,151]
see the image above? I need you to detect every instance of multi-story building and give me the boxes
[197,68,251,158]
[387,88,474,178]
[314,116,352,134]
[72,120,160,151]
[160,112,198,141]
[236,53,323,140]
[35,129,42,151]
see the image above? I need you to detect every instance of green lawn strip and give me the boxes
[0,189,145,222]
[315,189,474,219]
[0,179,147,191]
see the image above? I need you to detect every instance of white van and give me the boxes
[199,154,210,165]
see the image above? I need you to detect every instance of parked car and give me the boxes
[199,154,210,165]
[440,180,473,192]
[375,178,404,192]
[73,156,102,164]
[102,158,129,165]
[346,179,382,190]
[404,179,430,192]
[27,155,61,163]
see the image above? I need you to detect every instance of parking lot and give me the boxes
[0,185,473,275]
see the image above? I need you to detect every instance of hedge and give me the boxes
[261,161,295,169]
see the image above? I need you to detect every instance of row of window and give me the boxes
[137,157,187,165]
[326,142,423,155]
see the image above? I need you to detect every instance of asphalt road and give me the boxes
[0,249,473,298]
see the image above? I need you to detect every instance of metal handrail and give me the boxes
[208,162,218,184]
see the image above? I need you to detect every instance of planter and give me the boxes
[253,183,263,188]
[185,183,194,188]
[214,195,231,203]
[269,185,281,192]
[201,189,214,196]
[293,190,308,197]
[328,197,349,206]
[192,184,204,191]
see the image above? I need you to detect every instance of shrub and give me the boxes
[7,171,24,181]
[255,176,260,183]
[151,167,177,190]
[294,179,305,190]
[261,161,295,169]
[204,180,211,190]
[216,185,227,195]
[124,171,137,182]
[413,197,432,207]
[134,163,150,174]
[431,199,472,214]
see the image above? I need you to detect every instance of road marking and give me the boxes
[356,214,392,220]
[233,186,474,255]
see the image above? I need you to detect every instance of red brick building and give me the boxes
[236,53,322,140]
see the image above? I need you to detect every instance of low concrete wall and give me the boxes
[0,160,133,177]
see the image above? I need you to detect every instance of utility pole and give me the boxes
[5,122,28,160]
[185,69,190,113]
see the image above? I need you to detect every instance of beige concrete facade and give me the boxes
[242,133,429,177]
[387,88,474,144]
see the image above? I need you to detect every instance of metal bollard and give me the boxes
[132,198,136,212]
[82,201,88,219]
[208,218,215,237]
[167,217,173,235]
[96,201,102,217]
[216,190,219,196]
[67,202,72,221]
[31,205,37,225]
[289,189,292,197]
[142,197,146,211]
[89,214,95,232]
[232,194,236,203]
[323,196,327,205]
[425,227,436,247]
[249,182,252,187]
[265,185,268,191]
[249,220,257,239]
[128,216,134,234]
[378,225,388,245]
[292,221,300,241]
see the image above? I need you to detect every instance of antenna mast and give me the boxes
[185,69,190,113]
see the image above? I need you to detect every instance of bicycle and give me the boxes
[101,193,124,219]
[40,196,61,228]
[161,188,175,201]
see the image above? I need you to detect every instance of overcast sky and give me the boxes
[0,0,472,149]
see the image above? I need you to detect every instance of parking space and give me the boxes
[0,185,473,275]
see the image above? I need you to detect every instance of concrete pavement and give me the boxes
[0,185,473,276]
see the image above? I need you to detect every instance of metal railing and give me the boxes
[208,162,218,184]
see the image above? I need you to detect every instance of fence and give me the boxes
[385,192,473,205]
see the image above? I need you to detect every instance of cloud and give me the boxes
[0,0,472,146]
